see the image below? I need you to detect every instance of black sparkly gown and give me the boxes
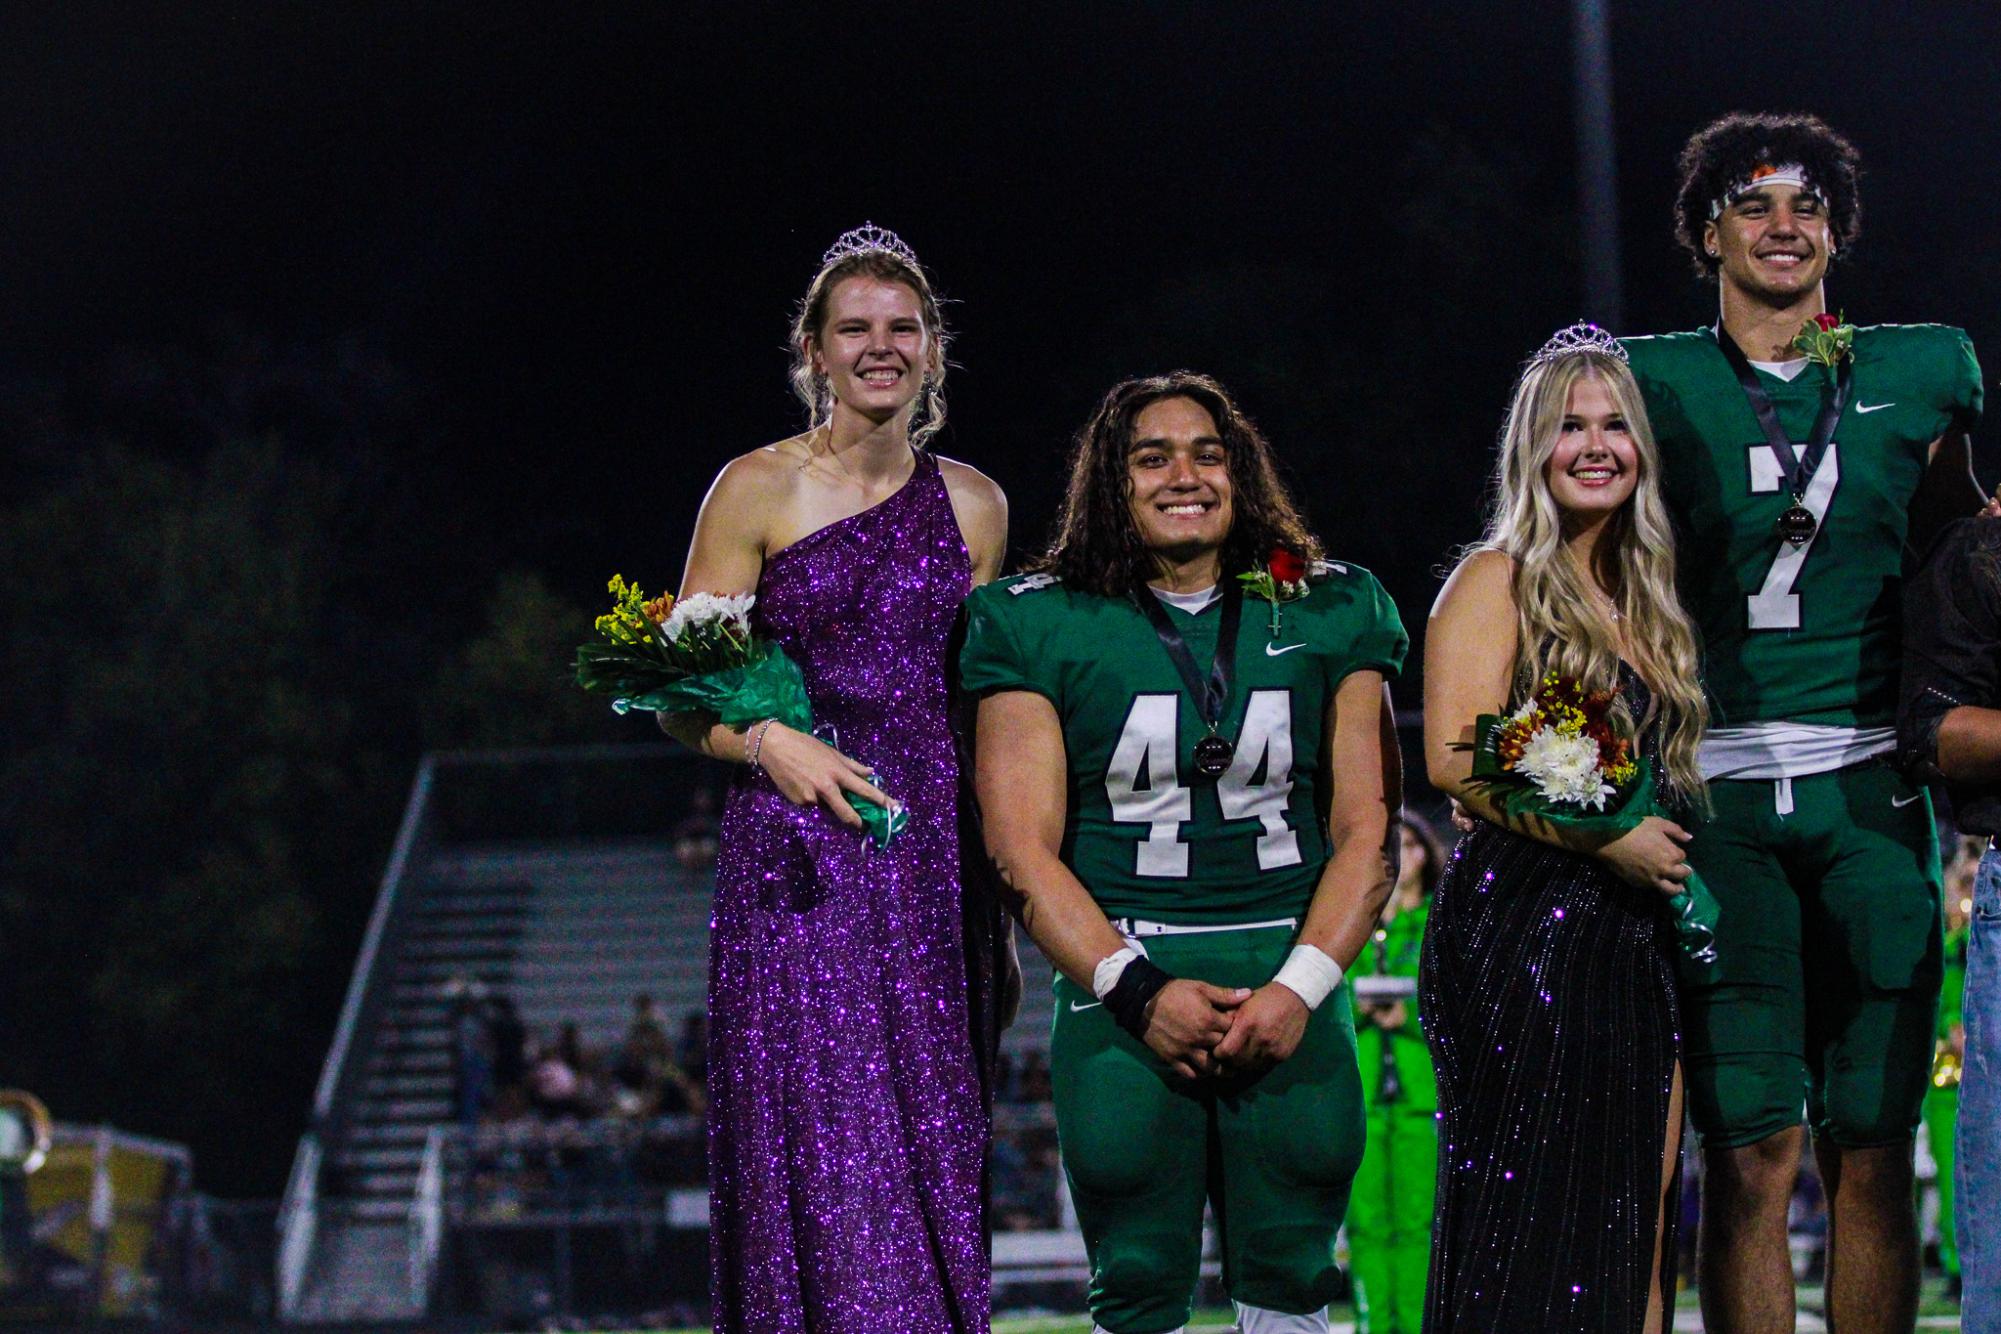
[1420,674,1681,1332]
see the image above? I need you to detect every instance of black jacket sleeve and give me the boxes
[1900,518,2001,828]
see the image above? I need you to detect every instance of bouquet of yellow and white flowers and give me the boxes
[1467,674,1719,965]
[575,575,906,848]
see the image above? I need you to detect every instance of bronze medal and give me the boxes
[1192,733,1235,778]
[1137,582,1244,786]
[1714,325,1851,558]
[1776,503,1818,548]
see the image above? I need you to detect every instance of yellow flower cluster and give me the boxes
[593,574,673,645]
[1496,672,1637,786]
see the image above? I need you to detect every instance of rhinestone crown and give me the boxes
[1531,321,1628,367]
[821,221,922,271]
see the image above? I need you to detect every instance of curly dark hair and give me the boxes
[1032,371,1323,599]
[1673,112,1862,279]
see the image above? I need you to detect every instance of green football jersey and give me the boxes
[1624,324,1982,728]
[959,563,1407,924]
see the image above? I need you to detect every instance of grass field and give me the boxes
[623,1286,1969,1333]
[644,1315,1244,1334]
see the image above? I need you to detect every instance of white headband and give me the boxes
[1709,162,1826,219]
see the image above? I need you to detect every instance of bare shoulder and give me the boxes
[935,454,1007,517]
[935,454,1009,578]
[707,436,811,503]
[1431,546,1515,618]
[698,438,816,540]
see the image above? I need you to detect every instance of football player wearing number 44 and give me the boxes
[1623,112,1987,1334]
[961,372,1406,1334]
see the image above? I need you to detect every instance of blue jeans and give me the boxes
[1963,847,2001,1332]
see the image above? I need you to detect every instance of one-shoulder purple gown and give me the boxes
[707,451,989,1333]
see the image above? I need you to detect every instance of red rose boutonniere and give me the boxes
[1237,547,1312,637]
[1791,311,1854,371]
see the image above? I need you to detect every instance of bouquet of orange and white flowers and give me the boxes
[1468,674,1719,965]
[575,575,906,847]
[1483,674,1639,812]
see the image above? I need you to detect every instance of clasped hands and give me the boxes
[1140,977,1310,1081]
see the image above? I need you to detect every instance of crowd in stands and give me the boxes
[449,989,710,1134]
[437,831,1975,1270]
[671,788,721,873]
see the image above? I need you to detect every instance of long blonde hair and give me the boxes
[1480,350,1709,802]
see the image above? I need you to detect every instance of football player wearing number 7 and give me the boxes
[962,372,1406,1334]
[1623,112,1986,1334]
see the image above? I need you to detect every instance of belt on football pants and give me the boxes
[1111,915,1298,938]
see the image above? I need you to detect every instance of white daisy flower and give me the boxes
[663,591,756,644]
[1513,726,1615,810]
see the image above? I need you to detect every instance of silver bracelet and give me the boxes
[747,718,777,772]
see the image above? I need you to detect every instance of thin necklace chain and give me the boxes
[808,424,912,494]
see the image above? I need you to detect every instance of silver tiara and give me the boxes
[821,221,922,270]
[1530,321,1628,367]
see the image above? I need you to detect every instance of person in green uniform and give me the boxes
[965,371,1406,1334]
[1927,838,1976,1296]
[1622,111,1988,1334]
[1344,812,1443,1334]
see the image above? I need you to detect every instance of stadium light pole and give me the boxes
[1572,0,1626,332]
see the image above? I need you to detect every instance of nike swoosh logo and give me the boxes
[1265,643,1308,657]
[1854,402,1896,414]
[1068,999,1103,1012]
[1890,792,1924,808]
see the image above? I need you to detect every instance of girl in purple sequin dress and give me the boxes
[659,225,1007,1333]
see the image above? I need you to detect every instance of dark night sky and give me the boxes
[8,1,1999,614]
[5,3,2001,1187]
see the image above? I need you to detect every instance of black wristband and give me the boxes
[1103,957,1175,1040]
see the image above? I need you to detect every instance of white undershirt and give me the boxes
[1150,584,1220,614]
[1748,356,1810,382]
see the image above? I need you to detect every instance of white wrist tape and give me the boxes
[1272,944,1344,1012]
[1092,943,1148,1000]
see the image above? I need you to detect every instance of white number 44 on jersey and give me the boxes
[1105,690,1302,877]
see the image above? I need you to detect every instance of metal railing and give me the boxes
[414,1114,707,1319]
[274,1132,321,1320]
[277,755,437,1321]
[439,1114,703,1225]
[312,756,441,1130]
[277,744,723,1321]
[409,1126,447,1310]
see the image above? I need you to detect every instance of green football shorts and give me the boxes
[1048,921,1364,1334]
[1680,763,1944,1149]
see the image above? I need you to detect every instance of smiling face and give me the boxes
[1706,183,1833,308]
[806,276,934,422]
[1395,825,1431,900]
[1545,371,1639,523]
[1126,395,1234,566]
[1399,825,1428,874]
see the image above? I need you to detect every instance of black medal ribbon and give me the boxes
[1713,324,1852,548]
[1136,579,1243,779]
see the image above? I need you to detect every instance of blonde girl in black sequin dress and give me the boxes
[1420,325,1709,1333]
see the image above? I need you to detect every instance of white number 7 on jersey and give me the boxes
[1746,441,1839,631]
